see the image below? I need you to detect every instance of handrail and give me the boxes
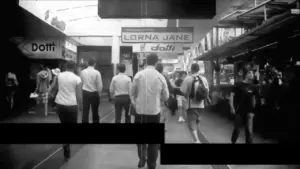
[220,10,247,21]
[237,0,273,18]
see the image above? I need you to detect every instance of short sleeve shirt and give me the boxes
[55,71,82,106]
[232,82,258,114]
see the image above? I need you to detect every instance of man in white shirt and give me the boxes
[80,58,103,123]
[180,63,209,143]
[109,63,132,123]
[131,53,169,169]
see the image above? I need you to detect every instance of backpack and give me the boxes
[189,75,208,102]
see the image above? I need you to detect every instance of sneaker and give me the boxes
[178,116,185,123]
[194,140,201,144]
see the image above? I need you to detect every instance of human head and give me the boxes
[146,53,159,66]
[40,64,46,70]
[65,60,76,72]
[88,57,96,67]
[243,70,254,81]
[117,63,126,73]
[191,63,200,74]
[155,63,164,74]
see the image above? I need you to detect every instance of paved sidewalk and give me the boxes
[1,99,114,123]
[60,144,212,169]
[165,110,274,144]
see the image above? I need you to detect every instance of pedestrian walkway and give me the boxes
[0,99,114,123]
[165,113,195,143]
[165,111,274,144]
[60,144,212,169]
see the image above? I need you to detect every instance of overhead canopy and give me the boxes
[195,0,300,61]
[19,0,169,37]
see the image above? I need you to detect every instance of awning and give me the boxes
[195,10,300,61]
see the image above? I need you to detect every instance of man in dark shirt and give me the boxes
[229,68,258,144]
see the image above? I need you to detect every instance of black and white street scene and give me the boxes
[1,0,300,169]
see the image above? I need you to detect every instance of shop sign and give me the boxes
[132,43,183,53]
[18,39,62,59]
[122,27,193,43]
[65,41,77,53]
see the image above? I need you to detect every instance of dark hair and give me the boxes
[66,60,76,70]
[147,53,159,66]
[155,63,164,73]
[117,63,126,73]
[191,63,200,73]
[88,58,96,66]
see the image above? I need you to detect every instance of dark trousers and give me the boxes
[56,104,78,158]
[82,90,100,123]
[135,113,160,169]
[114,95,131,123]
[231,113,254,144]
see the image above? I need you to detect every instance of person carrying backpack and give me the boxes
[180,63,209,143]
[34,64,51,116]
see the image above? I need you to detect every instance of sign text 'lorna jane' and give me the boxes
[122,27,193,43]
[133,44,183,53]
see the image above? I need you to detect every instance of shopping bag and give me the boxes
[129,104,137,116]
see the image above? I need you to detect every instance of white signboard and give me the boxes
[132,43,183,53]
[65,41,77,53]
[18,39,62,59]
[122,27,193,43]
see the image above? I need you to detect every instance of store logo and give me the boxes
[150,44,175,52]
[32,42,56,52]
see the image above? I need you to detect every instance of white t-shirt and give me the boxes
[55,71,82,106]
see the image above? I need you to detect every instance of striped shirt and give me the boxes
[131,66,169,115]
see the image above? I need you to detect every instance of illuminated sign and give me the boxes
[122,27,193,43]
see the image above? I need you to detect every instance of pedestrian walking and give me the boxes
[180,63,209,143]
[229,66,258,144]
[109,63,132,123]
[131,53,169,169]
[80,58,103,123]
[5,71,19,111]
[48,60,83,159]
[174,72,187,123]
[49,68,61,112]
[155,63,173,131]
[34,64,51,116]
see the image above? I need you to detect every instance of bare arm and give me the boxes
[76,81,83,109]
[130,76,138,105]
[35,74,40,93]
[229,92,235,109]
[180,77,191,99]
[48,76,58,94]
[14,75,19,86]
